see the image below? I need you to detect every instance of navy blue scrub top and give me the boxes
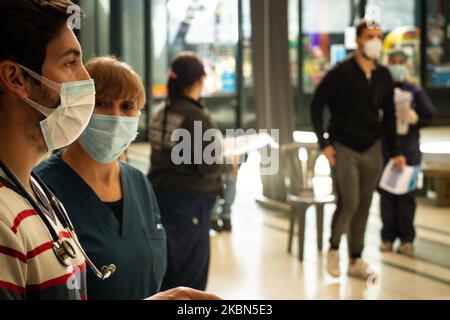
[35,152,167,300]
[382,82,436,166]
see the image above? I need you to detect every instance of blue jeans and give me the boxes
[211,171,237,220]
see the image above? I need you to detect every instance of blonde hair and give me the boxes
[85,56,146,108]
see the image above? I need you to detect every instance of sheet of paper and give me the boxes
[394,88,414,135]
[379,160,421,195]
[222,133,279,157]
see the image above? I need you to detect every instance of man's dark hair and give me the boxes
[0,0,79,75]
[356,19,381,38]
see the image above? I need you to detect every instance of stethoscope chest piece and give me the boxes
[0,160,117,279]
[53,240,77,267]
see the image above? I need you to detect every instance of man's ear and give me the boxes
[0,61,29,100]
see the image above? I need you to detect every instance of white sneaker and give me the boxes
[327,250,341,277]
[347,259,376,280]
[379,242,393,252]
[397,242,414,257]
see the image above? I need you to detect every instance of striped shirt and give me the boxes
[0,174,87,300]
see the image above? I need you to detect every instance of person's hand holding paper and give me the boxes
[379,159,421,195]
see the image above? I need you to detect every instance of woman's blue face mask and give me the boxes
[78,114,140,164]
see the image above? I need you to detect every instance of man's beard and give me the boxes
[23,83,60,154]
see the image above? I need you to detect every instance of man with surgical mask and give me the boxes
[311,20,406,280]
[379,49,435,256]
[0,0,218,301]
[0,0,94,300]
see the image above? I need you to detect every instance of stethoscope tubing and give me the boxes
[0,159,115,280]
[0,159,61,242]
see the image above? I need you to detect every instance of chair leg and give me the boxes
[316,204,324,251]
[287,205,296,254]
[298,205,307,262]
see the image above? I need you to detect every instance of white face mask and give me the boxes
[363,38,383,61]
[388,64,408,83]
[18,64,95,152]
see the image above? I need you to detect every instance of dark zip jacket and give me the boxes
[148,97,225,197]
[311,56,400,156]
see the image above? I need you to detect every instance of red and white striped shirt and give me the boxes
[0,177,87,300]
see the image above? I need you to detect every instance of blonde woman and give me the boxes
[35,57,218,300]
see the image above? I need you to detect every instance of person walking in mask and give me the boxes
[149,53,226,291]
[311,20,406,280]
[379,49,435,256]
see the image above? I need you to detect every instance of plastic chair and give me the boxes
[281,143,335,261]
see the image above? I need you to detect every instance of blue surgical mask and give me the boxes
[389,64,408,83]
[78,114,140,164]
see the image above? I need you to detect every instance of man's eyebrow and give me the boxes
[59,48,81,59]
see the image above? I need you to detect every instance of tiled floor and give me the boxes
[207,154,450,300]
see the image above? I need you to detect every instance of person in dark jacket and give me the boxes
[149,53,226,291]
[379,49,436,256]
[311,20,406,280]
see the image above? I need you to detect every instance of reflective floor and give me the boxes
[207,174,450,300]
[128,127,450,300]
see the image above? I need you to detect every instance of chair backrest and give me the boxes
[281,143,321,197]
[281,144,303,196]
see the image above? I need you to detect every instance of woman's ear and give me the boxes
[0,61,29,99]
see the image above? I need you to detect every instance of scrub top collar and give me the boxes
[55,152,135,239]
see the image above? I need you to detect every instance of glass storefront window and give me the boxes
[426,0,450,88]
[366,0,415,32]
[368,0,421,85]
[301,0,351,94]
[151,0,170,99]
[120,0,147,139]
[296,0,422,93]
[79,0,96,60]
[97,0,111,56]
[79,0,111,61]
[242,0,253,90]
[293,0,424,128]
[289,0,299,87]
[121,0,146,79]
[241,0,256,129]
[151,0,239,98]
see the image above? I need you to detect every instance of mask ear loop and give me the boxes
[16,64,62,117]
[17,64,61,92]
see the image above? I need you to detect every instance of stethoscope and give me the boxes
[0,159,116,280]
